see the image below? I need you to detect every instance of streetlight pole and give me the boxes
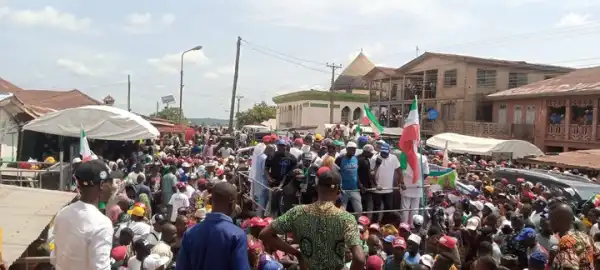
[179,45,203,124]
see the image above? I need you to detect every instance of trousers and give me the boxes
[401,196,421,225]
[341,191,363,216]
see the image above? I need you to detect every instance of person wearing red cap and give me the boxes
[365,255,384,270]
[259,167,365,270]
[385,237,407,269]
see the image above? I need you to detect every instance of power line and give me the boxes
[242,43,333,74]
[381,22,600,59]
[240,39,327,66]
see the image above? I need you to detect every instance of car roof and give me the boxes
[494,167,593,184]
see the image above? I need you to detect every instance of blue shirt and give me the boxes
[338,156,358,190]
[176,212,250,270]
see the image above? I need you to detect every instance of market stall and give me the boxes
[425,132,543,159]
[523,149,600,170]
[22,105,160,141]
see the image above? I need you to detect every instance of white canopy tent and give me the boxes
[22,105,160,141]
[425,132,543,159]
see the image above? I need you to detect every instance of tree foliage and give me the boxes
[150,107,187,123]
[236,102,276,127]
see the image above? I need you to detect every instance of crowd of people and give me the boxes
[24,126,600,270]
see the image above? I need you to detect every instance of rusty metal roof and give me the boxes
[488,66,600,99]
[363,66,398,79]
[15,89,101,111]
[0,77,23,94]
[0,185,76,266]
[526,149,600,170]
[396,52,574,74]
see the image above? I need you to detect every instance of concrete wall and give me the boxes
[276,100,366,129]
[0,108,19,162]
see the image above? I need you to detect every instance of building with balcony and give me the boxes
[487,66,600,152]
[272,52,375,130]
[364,52,573,137]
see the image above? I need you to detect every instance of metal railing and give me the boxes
[0,161,64,189]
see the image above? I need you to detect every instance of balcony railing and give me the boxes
[438,121,534,141]
[546,123,596,142]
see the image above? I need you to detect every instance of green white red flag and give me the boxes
[399,98,420,184]
[80,128,93,162]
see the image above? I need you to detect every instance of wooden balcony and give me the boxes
[438,121,534,141]
[546,124,595,142]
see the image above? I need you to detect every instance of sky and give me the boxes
[1,0,600,119]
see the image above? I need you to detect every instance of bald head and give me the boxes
[211,182,237,214]
[549,203,573,234]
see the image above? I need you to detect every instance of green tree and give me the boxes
[150,107,187,123]
[236,101,276,127]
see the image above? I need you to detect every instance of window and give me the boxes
[498,104,507,124]
[441,103,456,121]
[443,69,458,87]
[526,105,536,124]
[391,84,398,99]
[513,105,522,124]
[476,69,497,88]
[508,72,529,88]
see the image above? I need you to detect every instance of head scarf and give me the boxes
[138,193,152,219]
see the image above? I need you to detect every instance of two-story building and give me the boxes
[365,52,573,138]
[488,66,600,152]
[273,52,374,130]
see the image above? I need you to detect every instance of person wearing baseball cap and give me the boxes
[53,159,114,269]
[385,237,407,268]
[259,167,366,270]
[290,138,304,159]
[265,137,297,215]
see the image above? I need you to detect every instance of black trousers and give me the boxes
[371,192,401,223]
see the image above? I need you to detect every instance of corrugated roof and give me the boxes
[363,66,397,79]
[15,89,101,110]
[526,149,600,170]
[0,185,76,265]
[396,52,574,73]
[0,77,23,94]
[488,66,600,99]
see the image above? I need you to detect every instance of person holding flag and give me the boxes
[398,98,430,225]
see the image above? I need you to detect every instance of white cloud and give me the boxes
[147,50,211,74]
[204,72,219,79]
[244,0,471,31]
[56,58,98,77]
[217,65,235,75]
[504,0,545,7]
[1,6,92,32]
[161,13,176,26]
[123,12,176,34]
[555,13,594,28]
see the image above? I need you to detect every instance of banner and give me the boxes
[427,163,457,189]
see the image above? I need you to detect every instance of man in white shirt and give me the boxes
[125,206,152,241]
[169,182,190,222]
[290,138,304,159]
[372,143,403,222]
[218,142,234,159]
[401,151,429,225]
[52,160,113,270]
[314,142,339,168]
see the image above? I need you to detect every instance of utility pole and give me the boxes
[156,101,159,115]
[235,95,244,116]
[416,46,420,57]
[228,36,242,132]
[127,74,131,111]
[326,63,342,123]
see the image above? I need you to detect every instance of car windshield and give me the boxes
[572,186,600,201]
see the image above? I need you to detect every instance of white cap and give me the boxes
[484,202,497,214]
[182,162,191,168]
[447,194,459,203]
[72,157,82,163]
[143,254,171,270]
[466,217,480,231]
[429,184,442,193]
[408,234,422,245]
[469,200,484,211]
[346,141,357,148]
[412,214,424,226]
[420,254,434,268]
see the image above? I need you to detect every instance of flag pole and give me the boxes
[416,95,427,216]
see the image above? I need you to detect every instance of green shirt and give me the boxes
[271,201,361,270]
